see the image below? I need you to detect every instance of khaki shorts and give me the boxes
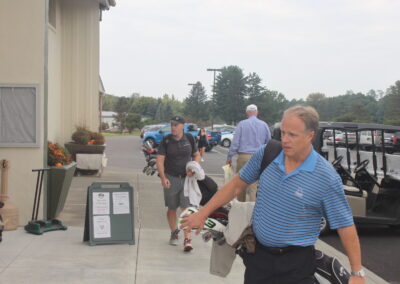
[164,174,190,210]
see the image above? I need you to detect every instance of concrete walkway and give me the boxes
[0,166,389,284]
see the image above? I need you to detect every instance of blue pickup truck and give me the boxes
[143,123,199,146]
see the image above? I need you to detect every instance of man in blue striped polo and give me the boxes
[181,106,365,284]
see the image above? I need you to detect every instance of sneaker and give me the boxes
[183,238,193,252]
[201,158,204,162]
[169,229,179,246]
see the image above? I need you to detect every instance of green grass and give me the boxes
[101,131,140,137]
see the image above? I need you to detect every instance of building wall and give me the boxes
[48,0,63,144]
[59,0,101,143]
[0,0,46,224]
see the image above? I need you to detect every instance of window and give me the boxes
[48,0,56,29]
[0,85,40,147]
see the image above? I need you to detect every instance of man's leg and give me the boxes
[167,209,177,231]
[163,175,180,246]
[236,154,252,201]
[247,181,258,202]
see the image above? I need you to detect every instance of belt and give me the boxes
[257,241,311,256]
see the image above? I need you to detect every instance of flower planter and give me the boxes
[47,162,77,219]
[64,142,105,161]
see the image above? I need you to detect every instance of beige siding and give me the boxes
[48,0,63,143]
[59,0,101,143]
[0,0,46,224]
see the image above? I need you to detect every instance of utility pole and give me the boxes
[206,68,222,130]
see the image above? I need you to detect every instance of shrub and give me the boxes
[71,127,91,144]
[91,132,105,145]
[48,142,72,166]
[71,126,105,145]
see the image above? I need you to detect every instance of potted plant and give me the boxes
[47,142,77,219]
[64,127,106,160]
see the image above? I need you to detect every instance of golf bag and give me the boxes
[179,206,350,284]
[142,141,157,176]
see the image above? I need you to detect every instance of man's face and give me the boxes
[280,114,314,159]
[171,123,184,136]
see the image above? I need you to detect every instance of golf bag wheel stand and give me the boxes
[24,168,67,235]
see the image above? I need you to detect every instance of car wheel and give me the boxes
[222,139,231,147]
[320,217,330,235]
[145,138,155,147]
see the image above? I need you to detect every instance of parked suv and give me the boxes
[143,123,198,146]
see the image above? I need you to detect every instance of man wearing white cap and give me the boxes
[227,104,271,201]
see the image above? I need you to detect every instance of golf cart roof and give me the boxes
[319,122,400,132]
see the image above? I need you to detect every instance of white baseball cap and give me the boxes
[246,104,258,112]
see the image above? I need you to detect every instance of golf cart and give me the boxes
[314,122,400,232]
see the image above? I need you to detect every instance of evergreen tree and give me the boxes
[383,80,400,125]
[212,66,247,124]
[184,82,208,121]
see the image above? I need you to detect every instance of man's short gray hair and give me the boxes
[283,105,319,133]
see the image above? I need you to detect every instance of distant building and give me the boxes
[102,111,117,128]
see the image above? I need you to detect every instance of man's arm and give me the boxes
[227,123,242,164]
[337,225,366,284]
[156,154,170,189]
[192,151,201,163]
[180,174,248,234]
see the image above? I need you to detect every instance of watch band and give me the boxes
[351,268,366,277]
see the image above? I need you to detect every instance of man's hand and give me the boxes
[161,177,170,189]
[349,276,366,284]
[226,160,232,166]
[180,211,207,235]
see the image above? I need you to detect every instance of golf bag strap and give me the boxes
[163,133,195,152]
[259,139,282,176]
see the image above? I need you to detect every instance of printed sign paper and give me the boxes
[93,215,111,238]
[113,192,130,214]
[93,192,110,215]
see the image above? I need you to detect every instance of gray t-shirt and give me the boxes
[157,134,198,177]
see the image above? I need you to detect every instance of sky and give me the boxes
[99,0,400,101]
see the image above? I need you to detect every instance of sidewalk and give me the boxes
[0,167,389,284]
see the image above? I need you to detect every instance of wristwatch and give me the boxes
[351,268,366,277]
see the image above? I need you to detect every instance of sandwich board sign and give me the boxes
[83,182,135,246]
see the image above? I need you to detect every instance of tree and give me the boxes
[102,94,119,111]
[184,82,209,121]
[383,80,400,125]
[113,96,131,131]
[125,113,142,132]
[212,66,247,124]
[255,89,288,125]
[246,72,265,103]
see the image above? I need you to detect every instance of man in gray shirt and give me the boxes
[156,116,201,252]
[227,104,271,201]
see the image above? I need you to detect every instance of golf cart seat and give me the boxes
[386,154,400,181]
[343,185,368,198]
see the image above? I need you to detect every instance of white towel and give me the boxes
[184,161,205,206]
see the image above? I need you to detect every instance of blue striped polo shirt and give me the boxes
[239,145,354,247]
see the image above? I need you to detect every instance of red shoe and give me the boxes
[183,238,193,252]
